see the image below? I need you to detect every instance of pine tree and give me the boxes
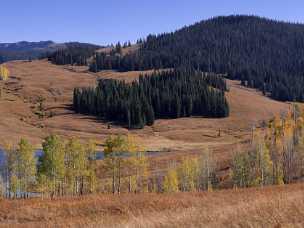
[74,68,229,129]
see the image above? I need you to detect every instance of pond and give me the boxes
[0,148,161,171]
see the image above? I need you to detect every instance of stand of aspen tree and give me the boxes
[232,104,304,187]
[0,65,9,100]
[1,105,304,199]
[162,105,304,192]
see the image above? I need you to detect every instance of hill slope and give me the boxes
[92,15,304,102]
[0,60,288,165]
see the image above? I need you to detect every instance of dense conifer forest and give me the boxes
[73,68,229,129]
[90,15,304,102]
[48,42,100,65]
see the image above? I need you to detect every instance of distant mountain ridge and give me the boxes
[0,41,58,51]
[0,41,100,63]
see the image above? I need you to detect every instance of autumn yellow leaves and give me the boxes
[162,104,304,193]
[163,148,214,193]
[0,65,9,81]
[102,135,148,194]
[232,105,304,188]
[0,134,149,198]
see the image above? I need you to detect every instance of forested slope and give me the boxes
[91,15,304,102]
[48,42,101,65]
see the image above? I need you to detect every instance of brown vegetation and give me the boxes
[0,183,303,227]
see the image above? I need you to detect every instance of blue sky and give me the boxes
[1,0,304,45]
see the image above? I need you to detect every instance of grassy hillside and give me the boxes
[0,183,303,227]
[0,60,288,156]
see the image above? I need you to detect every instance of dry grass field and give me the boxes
[0,183,303,227]
[0,60,289,170]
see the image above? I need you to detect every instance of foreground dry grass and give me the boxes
[0,184,303,227]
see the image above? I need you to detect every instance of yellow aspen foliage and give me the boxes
[0,65,9,81]
[125,134,148,193]
[10,175,18,197]
[163,169,179,193]
[103,135,126,194]
[296,117,304,132]
[86,140,98,193]
[232,150,250,188]
[177,158,198,192]
[198,147,214,191]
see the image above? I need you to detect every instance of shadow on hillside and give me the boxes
[63,104,130,129]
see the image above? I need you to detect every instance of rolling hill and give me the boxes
[0,60,288,172]
[91,15,304,102]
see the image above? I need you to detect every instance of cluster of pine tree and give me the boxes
[89,15,304,102]
[73,68,229,129]
[89,42,133,72]
[48,43,100,65]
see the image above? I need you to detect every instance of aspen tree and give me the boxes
[163,169,179,193]
[125,134,148,193]
[269,117,285,185]
[177,158,198,192]
[38,135,65,197]
[0,65,9,81]
[3,142,17,198]
[104,135,126,194]
[85,140,98,193]
[17,139,36,197]
[282,111,296,183]
[250,128,273,186]
[197,147,214,191]
[232,150,250,188]
[65,138,87,195]
[10,175,18,198]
